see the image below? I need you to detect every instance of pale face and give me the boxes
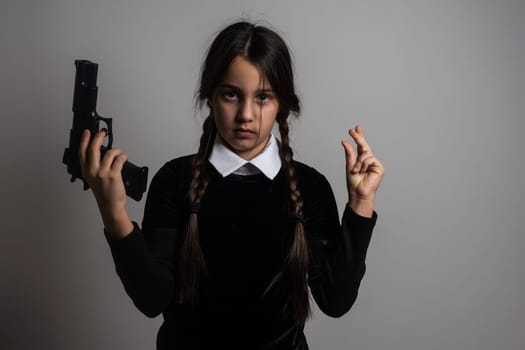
[211,55,279,160]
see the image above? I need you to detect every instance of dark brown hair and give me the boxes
[179,21,310,326]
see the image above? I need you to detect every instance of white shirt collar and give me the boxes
[209,134,282,180]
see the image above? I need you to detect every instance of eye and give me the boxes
[222,90,238,100]
[256,93,271,104]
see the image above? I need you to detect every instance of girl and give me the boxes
[79,21,384,350]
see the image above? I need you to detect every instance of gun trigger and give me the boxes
[70,176,76,183]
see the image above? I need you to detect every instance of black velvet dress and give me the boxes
[105,155,377,349]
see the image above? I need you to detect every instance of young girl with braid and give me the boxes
[79,21,384,350]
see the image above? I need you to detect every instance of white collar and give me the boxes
[209,134,282,180]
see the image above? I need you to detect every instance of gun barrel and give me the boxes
[73,60,99,113]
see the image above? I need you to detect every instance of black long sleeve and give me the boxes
[104,161,189,317]
[296,166,376,318]
[308,206,376,317]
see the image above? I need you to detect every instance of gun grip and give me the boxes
[122,160,148,201]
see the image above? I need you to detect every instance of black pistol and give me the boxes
[63,59,148,201]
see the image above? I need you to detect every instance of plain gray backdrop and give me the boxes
[1,0,524,349]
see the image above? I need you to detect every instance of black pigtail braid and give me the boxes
[278,117,311,327]
[178,116,215,306]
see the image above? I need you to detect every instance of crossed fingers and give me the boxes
[348,125,377,174]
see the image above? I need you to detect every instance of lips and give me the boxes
[234,128,255,133]
[233,128,256,138]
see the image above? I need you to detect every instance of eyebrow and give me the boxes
[218,83,274,93]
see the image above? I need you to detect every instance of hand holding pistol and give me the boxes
[63,60,148,202]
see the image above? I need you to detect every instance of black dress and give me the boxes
[105,155,377,349]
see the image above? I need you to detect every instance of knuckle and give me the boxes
[95,171,106,181]
[109,171,122,181]
[104,149,119,159]
[109,148,123,156]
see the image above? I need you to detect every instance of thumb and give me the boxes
[341,140,356,172]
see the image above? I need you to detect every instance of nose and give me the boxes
[236,100,257,123]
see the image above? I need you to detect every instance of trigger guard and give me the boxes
[98,116,113,149]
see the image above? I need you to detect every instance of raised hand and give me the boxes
[341,125,385,217]
[78,129,133,238]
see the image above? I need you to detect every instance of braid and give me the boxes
[178,115,215,305]
[278,116,311,327]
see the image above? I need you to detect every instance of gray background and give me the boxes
[1,0,524,349]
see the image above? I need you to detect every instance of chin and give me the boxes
[229,138,253,147]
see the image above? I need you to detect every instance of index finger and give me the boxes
[87,129,108,168]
